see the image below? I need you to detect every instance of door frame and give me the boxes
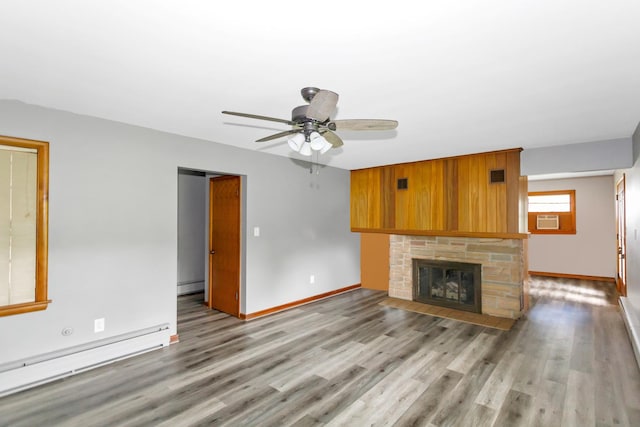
[616,174,627,296]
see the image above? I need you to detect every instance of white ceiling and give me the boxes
[1,1,639,170]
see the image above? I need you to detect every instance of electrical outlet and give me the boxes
[94,318,105,333]
[310,275,315,284]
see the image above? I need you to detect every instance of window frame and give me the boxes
[527,189,576,235]
[0,135,50,317]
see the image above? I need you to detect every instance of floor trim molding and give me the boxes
[620,296,640,371]
[240,284,361,320]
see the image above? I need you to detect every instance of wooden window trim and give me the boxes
[527,189,576,235]
[0,135,50,317]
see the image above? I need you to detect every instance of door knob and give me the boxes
[210,250,216,255]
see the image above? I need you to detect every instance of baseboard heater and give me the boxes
[0,323,170,397]
[619,297,640,371]
[177,280,205,295]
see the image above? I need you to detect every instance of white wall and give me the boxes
[0,100,360,364]
[177,170,206,295]
[527,175,616,278]
[522,137,633,176]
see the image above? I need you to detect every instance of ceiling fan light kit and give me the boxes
[222,87,398,158]
[309,132,333,153]
[299,141,312,157]
[287,133,305,152]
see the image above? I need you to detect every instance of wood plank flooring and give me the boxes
[0,276,639,426]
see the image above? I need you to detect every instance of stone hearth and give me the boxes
[389,235,526,319]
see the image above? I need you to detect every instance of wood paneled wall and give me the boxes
[351,148,527,238]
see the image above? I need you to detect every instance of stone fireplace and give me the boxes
[389,235,526,319]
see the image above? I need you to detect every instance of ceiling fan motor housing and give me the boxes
[300,87,321,103]
[291,105,310,123]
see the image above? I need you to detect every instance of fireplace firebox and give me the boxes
[412,258,482,313]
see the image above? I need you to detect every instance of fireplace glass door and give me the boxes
[413,259,482,313]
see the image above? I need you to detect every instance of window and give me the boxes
[0,135,50,316]
[528,190,576,234]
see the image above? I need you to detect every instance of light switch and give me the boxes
[253,226,260,237]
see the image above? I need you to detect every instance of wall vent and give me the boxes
[490,169,505,183]
[397,178,408,190]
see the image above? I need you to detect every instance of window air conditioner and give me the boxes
[537,214,559,230]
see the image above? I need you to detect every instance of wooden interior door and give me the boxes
[616,175,627,296]
[208,175,240,316]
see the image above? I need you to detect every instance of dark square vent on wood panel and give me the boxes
[397,178,408,190]
[490,169,505,184]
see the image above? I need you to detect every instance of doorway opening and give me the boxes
[176,168,245,324]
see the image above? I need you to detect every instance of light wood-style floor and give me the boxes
[0,277,639,426]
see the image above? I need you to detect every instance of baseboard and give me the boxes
[240,284,361,320]
[177,281,205,295]
[528,271,615,282]
[619,297,640,371]
[0,324,170,397]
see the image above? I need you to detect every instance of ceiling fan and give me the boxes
[222,87,398,156]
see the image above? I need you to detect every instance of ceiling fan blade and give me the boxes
[222,111,296,126]
[332,119,398,131]
[306,90,339,122]
[322,130,344,148]
[255,129,300,143]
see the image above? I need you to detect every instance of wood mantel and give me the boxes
[352,227,529,240]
